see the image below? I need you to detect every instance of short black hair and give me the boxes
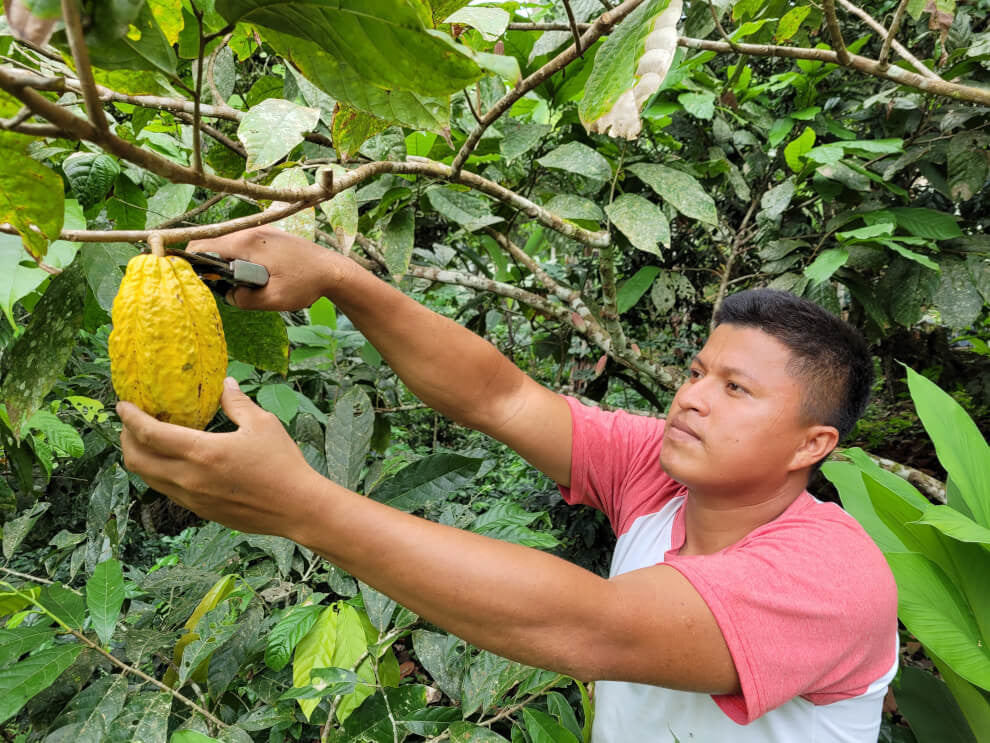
[713,289,873,442]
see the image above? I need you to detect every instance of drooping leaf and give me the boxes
[605,193,670,255]
[889,207,963,240]
[804,248,848,284]
[0,625,53,666]
[776,5,811,41]
[0,643,83,725]
[325,387,374,492]
[45,673,129,743]
[537,142,612,182]
[216,0,482,96]
[1,502,50,559]
[266,604,325,672]
[948,131,989,202]
[332,103,389,161]
[0,258,86,436]
[105,691,172,743]
[426,187,503,232]
[784,126,816,172]
[380,206,416,280]
[0,132,64,258]
[617,266,661,314]
[522,706,580,743]
[915,505,990,547]
[627,163,718,225]
[369,453,484,512]
[893,666,977,743]
[933,256,983,330]
[145,183,195,229]
[86,558,125,647]
[320,166,359,254]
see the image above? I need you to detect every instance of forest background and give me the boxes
[0,0,988,741]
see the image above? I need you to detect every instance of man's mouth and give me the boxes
[667,417,702,442]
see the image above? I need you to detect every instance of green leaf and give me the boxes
[237,98,320,171]
[217,302,289,376]
[650,269,694,314]
[821,458,906,554]
[265,605,324,671]
[460,650,531,717]
[320,169,359,254]
[905,366,990,527]
[889,207,963,240]
[933,256,984,330]
[522,707,579,743]
[915,505,990,547]
[878,257,939,327]
[617,266,661,314]
[371,453,484,512]
[412,630,467,701]
[325,387,373,492]
[578,0,676,130]
[893,666,978,743]
[426,187,503,232]
[804,247,848,284]
[948,131,989,202]
[107,173,148,231]
[470,500,559,549]
[332,103,390,161]
[605,193,670,256]
[768,118,795,148]
[46,673,129,743]
[2,501,50,559]
[785,126,816,173]
[260,28,449,132]
[546,690,583,741]
[106,692,172,743]
[885,552,990,689]
[0,258,85,436]
[337,685,428,741]
[880,241,939,273]
[171,732,220,743]
[445,6,509,41]
[217,0,482,96]
[776,5,811,41]
[543,194,604,222]
[678,91,715,120]
[448,723,510,742]
[257,383,299,424]
[381,206,415,280]
[0,643,83,725]
[87,558,125,646]
[499,118,550,162]
[271,167,316,240]
[537,142,612,182]
[627,163,718,225]
[62,153,121,210]
[86,4,177,76]
[145,183,195,229]
[0,133,65,259]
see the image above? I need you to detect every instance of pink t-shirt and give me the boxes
[559,397,899,742]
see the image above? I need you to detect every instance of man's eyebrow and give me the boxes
[690,356,761,385]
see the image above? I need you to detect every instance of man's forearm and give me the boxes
[322,255,526,431]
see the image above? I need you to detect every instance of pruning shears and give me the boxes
[164,247,270,296]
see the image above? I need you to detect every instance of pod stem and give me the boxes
[148,232,165,257]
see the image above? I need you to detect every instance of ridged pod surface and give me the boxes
[109,252,227,429]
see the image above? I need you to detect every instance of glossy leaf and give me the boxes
[257,383,299,424]
[0,643,83,724]
[87,558,125,646]
[62,153,121,210]
[265,604,324,671]
[523,706,580,743]
[617,266,661,314]
[371,453,484,512]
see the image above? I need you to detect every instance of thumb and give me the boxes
[220,377,263,427]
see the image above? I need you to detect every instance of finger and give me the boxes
[119,425,184,484]
[187,231,249,260]
[116,401,208,457]
[220,377,268,428]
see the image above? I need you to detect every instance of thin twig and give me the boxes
[192,5,206,175]
[562,0,583,56]
[60,0,107,131]
[836,0,935,78]
[149,193,227,230]
[708,0,742,52]
[879,0,910,69]
[711,192,761,326]
[506,22,591,31]
[0,566,66,589]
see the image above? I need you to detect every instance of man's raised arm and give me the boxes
[187,226,574,486]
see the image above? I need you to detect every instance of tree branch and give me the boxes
[192,5,207,174]
[506,22,591,32]
[822,0,852,65]
[837,0,938,80]
[562,0,583,56]
[451,0,649,176]
[711,191,761,325]
[60,0,107,131]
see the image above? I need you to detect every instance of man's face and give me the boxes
[660,324,820,494]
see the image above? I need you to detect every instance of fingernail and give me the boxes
[224,377,239,390]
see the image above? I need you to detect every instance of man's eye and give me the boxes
[727,382,747,394]
[689,368,702,379]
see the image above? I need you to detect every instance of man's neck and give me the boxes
[679,479,807,556]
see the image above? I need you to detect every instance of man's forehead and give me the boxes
[696,325,799,378]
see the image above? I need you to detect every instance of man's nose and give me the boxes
[676,376,711,415]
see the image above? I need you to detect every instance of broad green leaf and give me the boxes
[325,387,374,492]
[543,194,604,222]
[0,643,83,725]
[337,685,429,741]
[145,183,195,229]
[678,91,715,120]
[46,673,128,743]
[460,650,531,717]
[537,142,612,182]
[776,5,811,41]
[933,256,984,330]
[370,453,484,512]
[889,207,963,240]
[785,126,816,172]
[380,207,415,280]
[893,666,978,743]
[185,575,237,632]
[320,170,359,254]
[106,692,172,743]
[271,167,316,241]
[915,505,990,548]
[768,118,795,148]
[650,269,694,314]
[62,153,121,210]
[448,723,510,742]
[837,223,895,241]
[627,163,718,225]
[605,193,670,255]
[0,625,54,666]
[499,118,550,162]
[877,257,938,327]
[905,366,990,527]
[445,6,509,41]
[266,604,325,671]
[148,0,183,44]
[546,690,583,741]
[217,0,482,96]
[426,187,503,232]
[260,28,449,131]
[0,132,64,258]
[579,0,677,136]
[804,248,848,284]
[822,458,906,553]
[86,4,177,76]
[1,501,50,559]
[470,500,559,549]
[79,242,138,312]
[948,131,989,202]
[217,303,289,376]
[0,258,85,436]
[238,98,320,171]
[177,606,241,684]
[257,383,299,424]
[107,173,148,231]
[412,630,467,701]
[522,707,579,743]
[617,266,661,314]
[87,558,125,646]
[332,104,390,161]
[171,732,220,743]
[929,652,990,743]
[886,552,990,689]
[880,240,939,273]
[359,582,396,633]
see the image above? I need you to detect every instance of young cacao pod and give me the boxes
[109,237,227,429]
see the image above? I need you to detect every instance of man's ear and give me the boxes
[788,425,839,472]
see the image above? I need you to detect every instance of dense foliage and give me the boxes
[0,0,988,741]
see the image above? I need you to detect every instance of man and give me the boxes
[118,226,898,742]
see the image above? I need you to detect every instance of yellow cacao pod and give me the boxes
[109,251,227,430]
